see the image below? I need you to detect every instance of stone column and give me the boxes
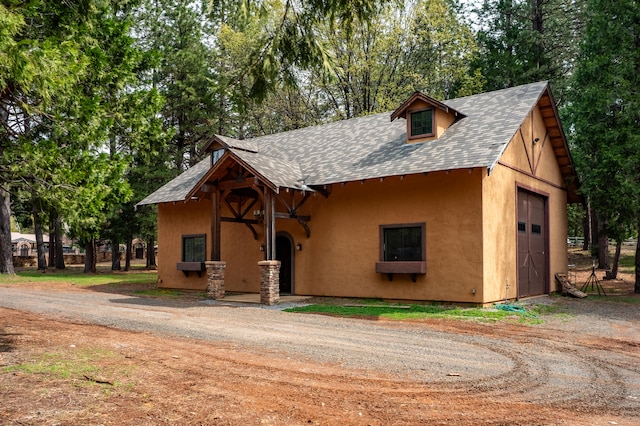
[258,260,281,305]
[205,261,226,300]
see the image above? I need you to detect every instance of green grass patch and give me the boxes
[3,348,131,387]
[0,270,157,287]
[617,249,636,273]
[285,302,540,323]
[531,303,571,316]
[618,252,636,269]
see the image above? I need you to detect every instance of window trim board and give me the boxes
[407,108,435,140]
[379,222,426,262]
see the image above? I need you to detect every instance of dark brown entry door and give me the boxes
[517,190,547,298]
[276,235,293,294]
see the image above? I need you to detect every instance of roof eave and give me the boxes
[538,85,583,203]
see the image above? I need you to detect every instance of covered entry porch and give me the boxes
[186,143,322,305]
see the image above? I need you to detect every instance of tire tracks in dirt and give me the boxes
[1,285,639,423]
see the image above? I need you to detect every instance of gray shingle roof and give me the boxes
[137,158,210,206]
[139,81,551,205]
[231,148,306,190]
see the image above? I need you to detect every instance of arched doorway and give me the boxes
[276,233,294,294]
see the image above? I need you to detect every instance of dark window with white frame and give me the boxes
[409,109,434,137]
[381,223,426,262]
[182,234,206,262]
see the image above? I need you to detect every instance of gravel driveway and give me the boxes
[1,284,639,421]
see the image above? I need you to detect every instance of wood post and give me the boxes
[211,189,221,261]
[263,189,276,260]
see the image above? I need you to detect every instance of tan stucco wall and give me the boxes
[156,171,485,302]
[221,221,263,292]
[157,199,263,291]
[481,105,568,303]
[157,200,211,290]
[284,171,485,302]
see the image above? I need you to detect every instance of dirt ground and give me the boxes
[1,249,639,425]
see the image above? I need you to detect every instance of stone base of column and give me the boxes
[205,261,226,300]
[258,260,281,305]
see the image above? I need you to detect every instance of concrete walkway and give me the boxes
[218,293,311,304]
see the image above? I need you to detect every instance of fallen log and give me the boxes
[555,273,587,299]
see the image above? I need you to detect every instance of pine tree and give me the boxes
[474,0,584,99]
[568,0,640,290]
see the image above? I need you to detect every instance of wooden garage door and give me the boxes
[517,190,547,298]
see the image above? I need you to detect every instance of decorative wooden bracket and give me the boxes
[385,273,418,282]
[297,216,311,238]
[220,189,260,240]
[275,192,312,237]
[375,261,426,283]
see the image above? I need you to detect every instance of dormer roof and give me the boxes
[390,91,466,122]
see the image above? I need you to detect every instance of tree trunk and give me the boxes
[597,221,609,270]
[607,240,622,280]
[93,240,97,272]
[124,235,132,271]
[582,201,591,251]
[111,240,121,270]
[590,206,599,257]
[53,215,65,270]
[32,200,47,270]
[84,239,96,273]
[146,235,156,269]
[48,213,55,267]
[635,226,640,294]
[0,188,15,274]
[531,0,544,70]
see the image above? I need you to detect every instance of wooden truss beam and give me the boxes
[218,177,257,191]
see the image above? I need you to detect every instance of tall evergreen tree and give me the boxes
[568,0,640,291]
[1,1,165,274]
[137,0,216,169]
[1,1,90,274]
[474,0,584,99]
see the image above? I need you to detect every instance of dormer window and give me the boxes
[391,91,465,144]
[211,148,225,165]
[409,109,434,138]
